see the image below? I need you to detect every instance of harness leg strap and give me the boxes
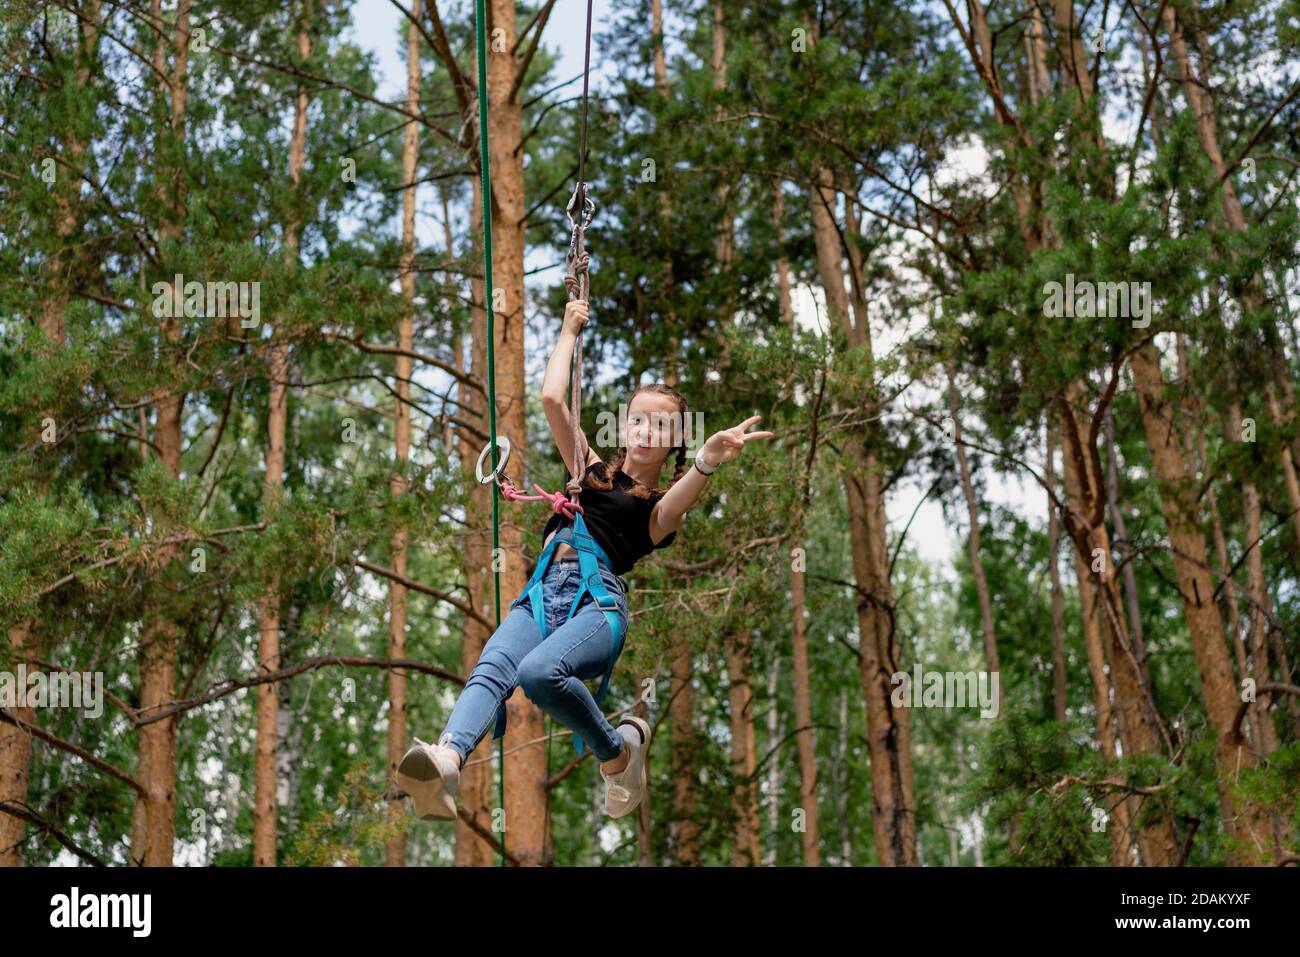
[491,515,628,758]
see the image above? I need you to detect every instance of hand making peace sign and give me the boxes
[700,415,775,468]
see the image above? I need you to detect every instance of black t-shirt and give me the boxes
[542,461,677,574]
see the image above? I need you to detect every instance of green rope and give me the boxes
[471,0,505,869]
[474,0,595,870]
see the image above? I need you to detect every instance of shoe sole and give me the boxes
[396,745,458,821]
[607,716,651,819]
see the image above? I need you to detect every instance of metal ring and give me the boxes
[565,181,595,230]
[475,435,511,485]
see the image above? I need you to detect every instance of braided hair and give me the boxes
[586,382,690,499]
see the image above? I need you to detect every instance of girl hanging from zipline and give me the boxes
[396,297,773,822]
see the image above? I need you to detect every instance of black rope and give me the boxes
[563,0,597,501]
[577,0,593,185]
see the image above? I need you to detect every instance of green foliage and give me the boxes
[284,761,405,867]
[1,0,1296,869]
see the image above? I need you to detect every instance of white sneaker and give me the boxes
[396,732,461,821]
[601,716,651,819]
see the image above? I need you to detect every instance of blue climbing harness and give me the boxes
[491,511,626,757]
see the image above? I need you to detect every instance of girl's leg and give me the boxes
[515,600,627,762]
[438,603,544,767]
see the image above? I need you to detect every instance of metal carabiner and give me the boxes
[565,180,595,233]
[475,435,512,486]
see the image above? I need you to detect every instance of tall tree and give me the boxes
[384,0,422,869]
[0,0,102,867]
[130,0,194,867]
[254,0,313,868]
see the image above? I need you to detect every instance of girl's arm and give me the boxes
[649,415,774,543]
[541,299,600,472]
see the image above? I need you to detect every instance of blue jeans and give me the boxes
[439,556,631,764]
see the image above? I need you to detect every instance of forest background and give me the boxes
[1,0,1298,867]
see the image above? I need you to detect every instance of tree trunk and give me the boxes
[1166,2,1300,569]
[710,0,735,374]
[253,348,287,867]
[810,162,915,865]
[1057,379,1178,865]
[836,687,852,864]
[706,0,757,866]
[1165,2,1300,562]
[842,172,918,863]
[1264,385,1300,574]
[789,525,820,865]
[1176,334,1247,679]
[217,683,241,860]
[1,0,102,869]
[1056,408,1137,866]
[774,180,794,328]
[3,66,62,869]
[1045,426,1068,724]
[650,0,682,385]
[764,661,781,866]
[656,0,695,861]
[479,0,541,866]
[634,668,654,867]
[454,173,497,867]
[1223,403,1280,763]
[0,620,36,867]
[385,0,420,869]
[1103,410,1147,667]
[1223,400,1290,860]
[779,180,818,865]
[710,1,733,273]
[252,1,310,869]
[946,360,1004,717]
[1128,341,1271,864]
[669,638,699,864]
[131,0,192,868]
[726,637,760,866]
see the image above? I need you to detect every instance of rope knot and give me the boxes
[564,251,590,298]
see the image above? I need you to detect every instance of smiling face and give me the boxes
[623,390,684,473]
